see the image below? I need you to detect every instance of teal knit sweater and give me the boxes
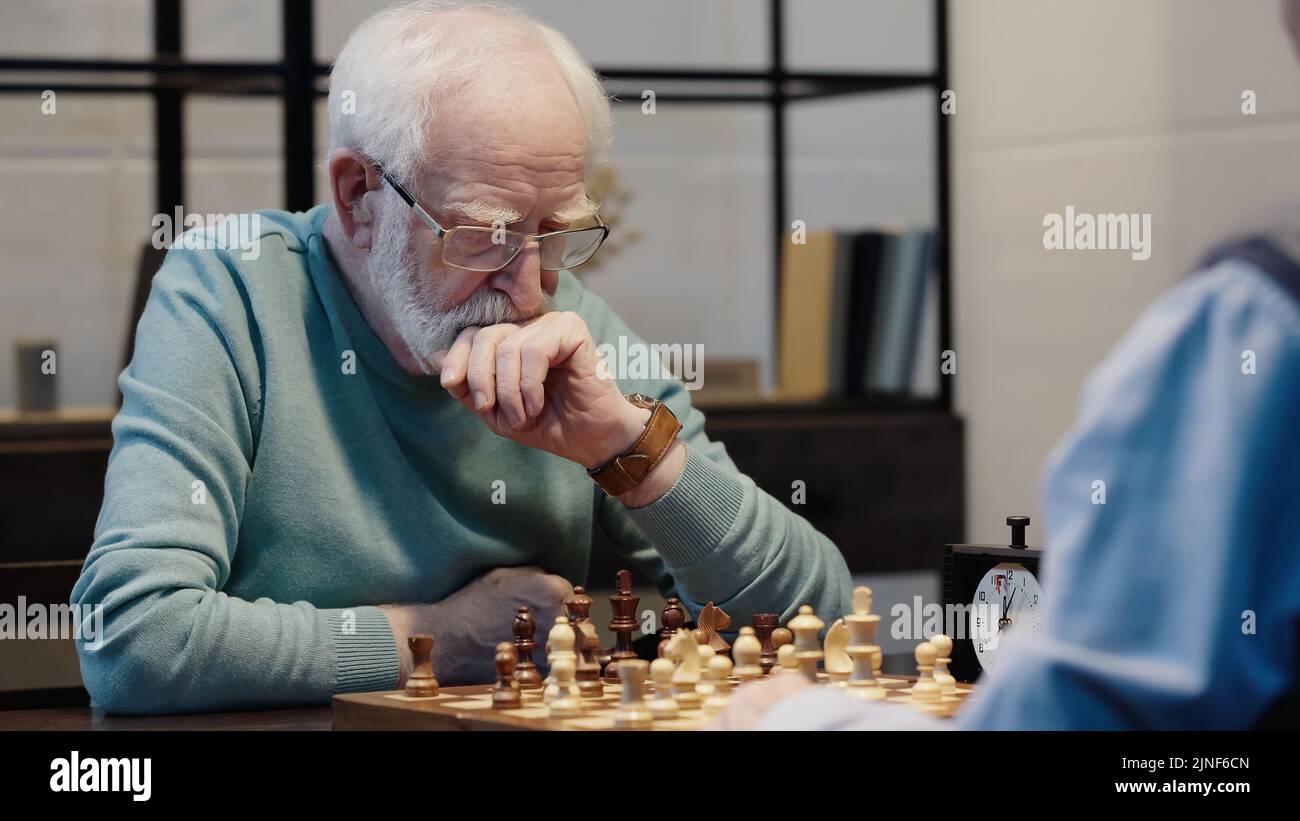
[71,205,852,714]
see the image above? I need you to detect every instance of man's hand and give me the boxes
[380,566,572,686]
[433,311,649,471]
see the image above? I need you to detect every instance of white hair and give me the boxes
[327,0,613,185]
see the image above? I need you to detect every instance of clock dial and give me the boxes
[969,562,1043,673]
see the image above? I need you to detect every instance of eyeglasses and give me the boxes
[371,159,610,273]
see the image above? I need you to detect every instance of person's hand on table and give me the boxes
[380,565,572,686]
[432,312,685,507]
[706,672,815,730]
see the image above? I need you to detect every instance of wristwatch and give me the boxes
[587,393,683,497]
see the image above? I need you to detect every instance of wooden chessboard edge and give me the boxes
[333,691,553,731]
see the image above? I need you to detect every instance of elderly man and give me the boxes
[71,1,852,714]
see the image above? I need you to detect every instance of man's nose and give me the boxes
[489,240,546,316]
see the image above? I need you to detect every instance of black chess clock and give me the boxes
[942,516,1044,683]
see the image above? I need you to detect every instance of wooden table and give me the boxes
[0,706,333,731]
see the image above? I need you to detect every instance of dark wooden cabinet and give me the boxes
[0,411,114,566]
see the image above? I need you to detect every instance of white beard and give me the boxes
[366,192,552,374]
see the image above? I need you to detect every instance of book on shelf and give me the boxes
[777,224,938,401]
[777,229,838,400]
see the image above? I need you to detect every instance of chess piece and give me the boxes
[573,620,604,699]
[547,615,576,663]
[697,601,732,656]
[771,626,794,653]
[693,627,717,671]
[563,586,602,698]
[613,660,652,728]
[703,655,733,716]
[931,633,957,694]
[844,586,886,701]
[752,613,779,674]
[565,585,594,625]
[823,618,852,683]
[404,635,440,698]
[648,657,680,720]
[788,605,824,682]
[732,626,764,683]
[772,642,799,675]
[545,617,583,717]
[492,641,523,709]
[665,629,701,708]
[547,657,583,717]
[512,605,543,690]
[605,569,640,682]
[695,637,718,702]
[658,597,686,657]
[911,640,942,704]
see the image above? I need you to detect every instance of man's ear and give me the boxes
[329,147,382,249]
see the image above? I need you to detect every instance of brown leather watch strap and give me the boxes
[588,397,683,497]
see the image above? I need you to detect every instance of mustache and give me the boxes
[445,286,555,335]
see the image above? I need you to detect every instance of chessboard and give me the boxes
[332,674,976,731]
[334,578,972,731]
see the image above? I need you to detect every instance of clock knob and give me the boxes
[1007,515,1030,548]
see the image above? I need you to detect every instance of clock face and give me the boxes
[969,562,1043,673]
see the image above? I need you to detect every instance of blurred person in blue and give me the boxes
[717,0,1300,731]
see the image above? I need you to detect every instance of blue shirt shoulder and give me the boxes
[763,256,1300,730]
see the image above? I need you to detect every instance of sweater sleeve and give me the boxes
[571,276,854,628]
[71,243,397,715]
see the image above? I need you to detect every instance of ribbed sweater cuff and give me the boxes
[324,606,399,694]
[625,445,745,569]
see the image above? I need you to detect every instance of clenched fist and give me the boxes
[432,311,647,470]
[381,565,573,686]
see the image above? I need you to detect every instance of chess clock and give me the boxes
[942,516,1044,683]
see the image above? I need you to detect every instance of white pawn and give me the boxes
[694,628,717,667]
[547,657,583,717]
[703,655,733,716]
[910,640,941,704]
[772,642,800,675]
[732,627,764,683]
[648,657,680,720]
[547,615,577,664]
[613,660,652,729]
[931,633,957,694]
[544,617,582,717]
[665,629,701,709]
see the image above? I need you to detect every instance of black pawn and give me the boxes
[512,606,543,690]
